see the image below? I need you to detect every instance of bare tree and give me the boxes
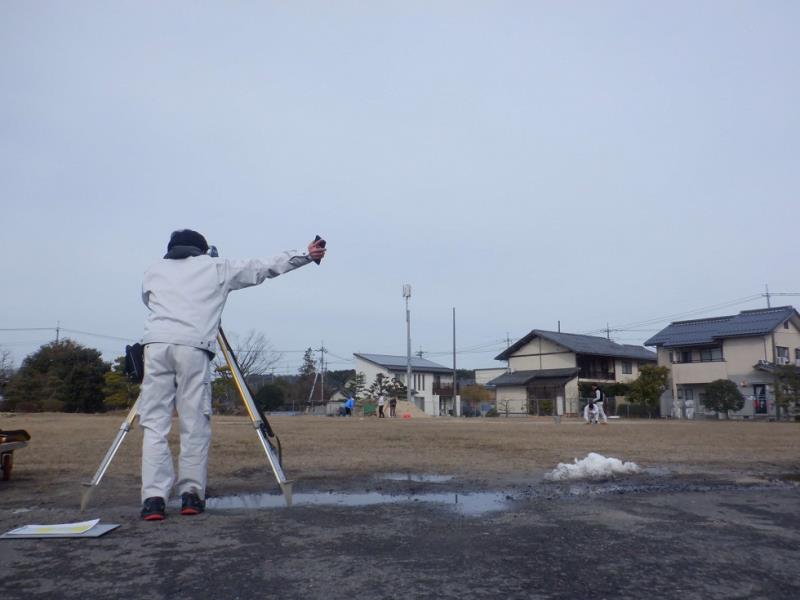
[212,330,282,413]
[0,346,15,396]
[0,346,13,373]
[497,398,513,417]
[216,330,282,377]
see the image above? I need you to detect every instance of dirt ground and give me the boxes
[1,413,799,599]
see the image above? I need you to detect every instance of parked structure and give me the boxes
[645,306,800,419]
[353,353,459,416]
[488,330,656,416]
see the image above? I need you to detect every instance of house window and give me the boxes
[622,360,632,374]
[681,350,692,363]
[669,351,674,364]
[776,346,790,365]
[412,373,425,391]
[784,320,790,329]
[700,347,723,362]
[796,348,800,363]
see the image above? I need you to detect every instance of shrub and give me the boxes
[703,379,745,418]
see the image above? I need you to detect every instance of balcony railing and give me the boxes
[433,383,456,396]
[671,357,725,364]
[578,370,615,381]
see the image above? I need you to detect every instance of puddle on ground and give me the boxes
[377,473,455,483]
[205,491,509,516]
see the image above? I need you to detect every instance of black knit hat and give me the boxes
[167,229,209,253]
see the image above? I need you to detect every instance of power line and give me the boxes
[581,294,764,336]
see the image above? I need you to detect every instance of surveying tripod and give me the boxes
[81,327,293,510]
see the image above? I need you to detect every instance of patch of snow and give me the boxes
[545,452,641,481]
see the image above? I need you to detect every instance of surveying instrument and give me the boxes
[80,326,294,511]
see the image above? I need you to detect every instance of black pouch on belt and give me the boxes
[125,343,145,384]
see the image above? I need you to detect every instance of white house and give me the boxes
[353,353,459,416]
[645,306,800,419]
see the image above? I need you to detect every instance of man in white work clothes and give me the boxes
[138,229,326,520]
[584,384,608,425]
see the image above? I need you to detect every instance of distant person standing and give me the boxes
[583,384,608,424]
[345,396,355,417]
[389,396,397,418]
[377,394,386,418]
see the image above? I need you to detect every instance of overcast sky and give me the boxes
[1,2,798,374]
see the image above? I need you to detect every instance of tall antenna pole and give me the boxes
[403,284,412,408]
[452,307,457,417]
[765,284,771,308]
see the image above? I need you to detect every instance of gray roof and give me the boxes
[495,330,656,362]
[354,353,453,374]
[645,306,800,348]
[488,368,579,387]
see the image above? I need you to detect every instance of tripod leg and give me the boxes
[218,328,293,506]
[80,397,140,511]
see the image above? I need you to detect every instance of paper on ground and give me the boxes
[7,519,100,536]
[545,452,640,481]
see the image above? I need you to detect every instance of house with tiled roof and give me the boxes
[353,353,457,416]
[645,306,800,419]
[488,330,656,416]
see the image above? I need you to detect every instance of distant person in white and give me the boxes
[138,229,326,521]
[684,398,695,420]
[377,394,386,418]
[584,384,608,424]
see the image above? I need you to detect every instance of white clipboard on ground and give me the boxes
[1,519,119,539]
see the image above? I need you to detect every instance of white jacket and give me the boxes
[142,250,313,353]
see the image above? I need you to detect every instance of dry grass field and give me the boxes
[2,412,798,506]
[3,412,800,600]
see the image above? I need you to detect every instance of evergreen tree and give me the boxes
[254,383,286,412]
[386,376,407,401]
[6,340,109,412]
[775,365,800,416]
[102,356,140,410]
[703,379,745,418]
[297,347,318,405]
[626,364,669,418]
[366,373,389,399]
[343,372,367,402]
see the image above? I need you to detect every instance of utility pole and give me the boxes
[403,284,412,408]
[606,323,611,340]
[55,321,60,343]
[765,284,771,308]
[318,342,326,405]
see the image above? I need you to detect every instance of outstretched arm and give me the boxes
[224,237,327,291]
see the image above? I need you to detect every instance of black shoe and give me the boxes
[141,497,166,521]
[180,491,205,516]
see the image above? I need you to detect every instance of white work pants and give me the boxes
[139,343,212,501]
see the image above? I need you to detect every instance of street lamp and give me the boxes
[403,284,412,407]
